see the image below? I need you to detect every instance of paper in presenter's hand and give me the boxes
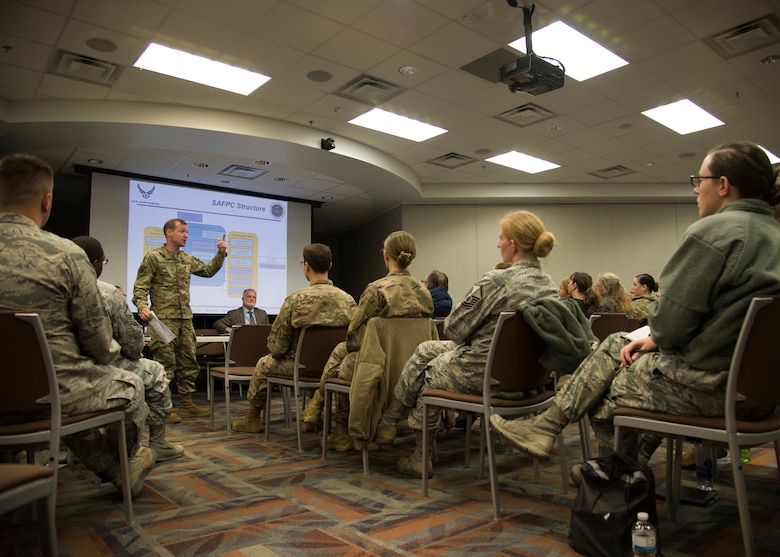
[148,311,176,344]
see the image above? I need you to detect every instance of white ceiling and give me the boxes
[2,0,779,234]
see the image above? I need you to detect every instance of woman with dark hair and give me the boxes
[492,141,780,464]
[629,273,658,322]
[568,271,599,317]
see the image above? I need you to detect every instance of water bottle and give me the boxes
[632,511,657,557]
[695,443,714,491]
[740,448,751,463]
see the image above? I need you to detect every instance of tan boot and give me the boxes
[375,424,397,445]
[232,403,264,433]
[490,404,568,459]
[397,431,432,478]
[108,446,156,497]
[301,389,324,426]
[166,411,182,424]
[178,393,210,418]
[149,424,184,462]
[327,420,353,452]
[376,397,406,445]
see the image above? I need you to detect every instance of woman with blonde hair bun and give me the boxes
[302,230,433,450]
[376,210,577,477]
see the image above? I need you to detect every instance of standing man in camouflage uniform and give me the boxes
[133,218,227,421]
[0,153,154,496]
[72,235,184,462]
[376,211,559,477]
[232,243,356,433]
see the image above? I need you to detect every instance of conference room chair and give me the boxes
[209,324,271,435]
[588,312,628,342]
[420,311,568,520]
[434,318,449,340]
[196,328,226,401]
[613,295,780,557]
[0,312,135,529]
[265,325,347,452]
[321,317,438,474]
[623,317,642,332]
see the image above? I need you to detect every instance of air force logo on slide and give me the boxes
[271,203,285,218]
[137,184,156,199]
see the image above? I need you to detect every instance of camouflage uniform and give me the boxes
[556,199,780,454]
[0,213,148,474]
[392,261,557,431]
[629,295,655,321]
[322,270,433,420]
[132,246,226,394]
[245,279,356,404]
[98,280,172,425]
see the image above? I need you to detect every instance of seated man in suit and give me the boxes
[213,288,269,333]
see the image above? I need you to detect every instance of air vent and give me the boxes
[706,14,780,58]
[335,74,401,104]
[51,51,121,85]
[218,165,269,180]
[589,165,634,179]
[496,103,556,127]
[427,152,478,169]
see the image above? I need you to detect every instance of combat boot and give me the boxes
[166,411,182,424]
[375,397,406,445]
[326,419,353,452]
[107,446,156,497]
[232,397,264,433]
[149,423,184,462]
[178,393,210,418]
[301,389,324,426]
[490,403,568,459]
[396,431,433,478]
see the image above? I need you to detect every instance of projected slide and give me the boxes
[127,180,287,314]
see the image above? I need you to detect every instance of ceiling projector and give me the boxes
[499,54,564,95]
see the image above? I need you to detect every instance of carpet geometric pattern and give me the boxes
[2,390,778,557]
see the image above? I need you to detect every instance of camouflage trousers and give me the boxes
[392,339,485,431]
[114,356,172,426]
[319,341,358,421]
[246,353,295,406]
[62,367,149,477]
[555,332,727,453]
[150,318,199,394]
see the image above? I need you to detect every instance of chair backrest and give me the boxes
[294,325,347,378]
[486,311,550,393]
[0,312,61,460]
[195,328,225,356]
[726,295,780,412]
[225,324,272,367]
[589,312,627,341]
[623,317,642,332]
[434,319,448,340]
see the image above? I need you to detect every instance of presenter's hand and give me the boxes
[619,336,657,368]
[138,308,152,322]
[217,234,227,253]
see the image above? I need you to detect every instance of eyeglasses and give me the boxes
[98,257,109,265]
[690,175,719,187]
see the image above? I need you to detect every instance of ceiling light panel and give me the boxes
[349,108,447,142]
[134,43,271,96]
[641,99,725,135]
[508,21,628,81]
[486,151,560,174]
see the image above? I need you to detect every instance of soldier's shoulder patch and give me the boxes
[461,285,483,309]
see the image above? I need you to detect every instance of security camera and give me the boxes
[321,138,335,151]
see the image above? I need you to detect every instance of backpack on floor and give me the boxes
[569,452,660,557]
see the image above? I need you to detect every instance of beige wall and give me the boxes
[402,203,699,303]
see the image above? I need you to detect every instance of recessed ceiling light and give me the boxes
[86,38,118,53]
[321,195,334,200]
[761,54,780,65]
[641,99,724,135]
[509,21,628,81]
[678,152,697,159]
[220,179,230,184]
[253,160,270,166]
[134,43,270,95]
[349,108,447,142]
[192,162,210,168]
[759,145,780,164]
[398,66,418,76]
[486,151,560,174]
[87,158,103,164]
[641,161,655,167]
[475,148,492,155]
[306,70,332,83]
[274,177,288,183]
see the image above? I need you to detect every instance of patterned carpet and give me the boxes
[2,389,779,557]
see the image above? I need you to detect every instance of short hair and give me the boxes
[425,270,448,291]
[303,243,332,273]
[635,273,658,293]
[384,231,417,269]
[707,141,780,205]
[0,153,54,208]
[242,288,256,297]
[71,235,104,263]
[500,210,555,258]
[163,218,187,234]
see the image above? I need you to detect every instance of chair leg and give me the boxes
[225,378,232,435]
[321,387,332,460]
[362,447,369,476]
[422,405,430,496]
[294,386,303,452]
[557,432,568,494]
[264,385,273,442]
[465,415,472,469]
[209,373,216,428]
[729,439,755,557]
[485,413,501,520]
[579,415,592,461]
[115,418,134,524]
